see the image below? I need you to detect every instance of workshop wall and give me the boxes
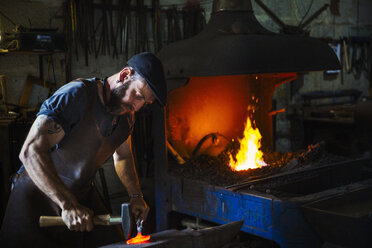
[0,0,371,151]
[0,0,63,107]
[249,0,372,152]
[0,0,209,107]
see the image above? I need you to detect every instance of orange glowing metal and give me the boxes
[229,115,267,171]
[126,232,151,244]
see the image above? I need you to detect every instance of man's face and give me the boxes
[107,77,155,115]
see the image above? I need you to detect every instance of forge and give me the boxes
[151,0,372,247]
[166,73,296,159]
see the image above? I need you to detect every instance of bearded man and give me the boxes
[0,52,167,247]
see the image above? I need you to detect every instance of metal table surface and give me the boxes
[157,157,372,248]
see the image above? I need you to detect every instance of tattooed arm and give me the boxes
[19,114,94,231]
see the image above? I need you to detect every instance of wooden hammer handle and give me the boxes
[39,214,110,227]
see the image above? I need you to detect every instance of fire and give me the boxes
[229,115,267,171]
[126,232,151,245]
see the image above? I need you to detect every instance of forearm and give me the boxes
[114,158,142,196]
[113,137,149,221]
[22,146,94,231]
[21,145,77,209]
[114,157,150,221]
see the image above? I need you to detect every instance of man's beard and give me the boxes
[107,81,134,115]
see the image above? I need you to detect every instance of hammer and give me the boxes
[39,203,133,239]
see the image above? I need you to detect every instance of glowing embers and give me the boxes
[229,111,267,171]
[126,232,151,245]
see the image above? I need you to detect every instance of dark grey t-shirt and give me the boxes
[36,79,93,135]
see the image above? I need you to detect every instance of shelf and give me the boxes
[0,49,66,55]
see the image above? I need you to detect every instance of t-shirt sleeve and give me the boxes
[36,81,88,134]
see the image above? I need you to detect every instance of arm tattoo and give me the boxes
[36,116,62,139]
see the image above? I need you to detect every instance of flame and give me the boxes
[229,115,267,171]
[126,232,151,245]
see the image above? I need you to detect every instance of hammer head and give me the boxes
[121,203,133,239]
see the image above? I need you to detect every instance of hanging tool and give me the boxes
[88,0,96,59]
[141,0,149,52]
[0,75,8,113]
[103,0,110,55]
[107,0,116,58]
[80,0,90,66]
[343,39,350,72]
[95,0,110,56]
[152,0,162,52]
[70,0,79,61]
[112,0,122,58]
[134,0,148,53]
[124,0,131,60]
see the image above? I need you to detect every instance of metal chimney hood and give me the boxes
[157,0,341,79]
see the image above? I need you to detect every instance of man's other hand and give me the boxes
[130,197,149,222]
[61,202,94,232]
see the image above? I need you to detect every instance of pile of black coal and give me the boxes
[169,141,346,187]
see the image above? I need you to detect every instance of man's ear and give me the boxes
[119,67,133,82]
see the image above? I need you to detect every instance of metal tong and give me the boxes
[136,219,144,234]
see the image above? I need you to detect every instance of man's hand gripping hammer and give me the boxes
[39,203,133,239]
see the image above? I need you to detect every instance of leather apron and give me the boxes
[0,78,134,248]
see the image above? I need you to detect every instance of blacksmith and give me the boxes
[0,52,166,247]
